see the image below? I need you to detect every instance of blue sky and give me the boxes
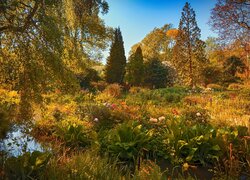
[102,0,217,58]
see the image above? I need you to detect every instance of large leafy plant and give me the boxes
[4,151,51,180]
[105,122,153,170]
[163,119,222,166]
[56,123,96,148]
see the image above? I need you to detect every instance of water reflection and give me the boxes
[0,125,47,156]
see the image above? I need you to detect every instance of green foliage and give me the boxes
[201,64,223,86]
[181,107,210,125]
[56,124,95,148]
[0,110,11,139]
[42,151,127,180]
[105,28,127,84]
[126,87,187,105]
[222,56,246,85]
[144,58,169,88]
[4,151,51,180]
[126,46,144,86]
[105,122,153,169]
[77,68,101,90]
[0,0,111,117]
[78,103,120,130]
[164,120,222,166]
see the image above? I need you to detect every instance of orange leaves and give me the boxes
[166,29,179,39]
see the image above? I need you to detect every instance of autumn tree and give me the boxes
[209,0,250,45]
[130,24,173,62]
[173,2,207,87]
[126,46,144,86]
[105,28,126,84]
[0,0,110,119]
[209,0,250,78]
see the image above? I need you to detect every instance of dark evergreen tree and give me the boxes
[222,55,246,85]
[144,58,168,89]
[126,46,144,86]
[105,28,126,84]
[173,2,207,87]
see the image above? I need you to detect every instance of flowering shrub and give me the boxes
[181,107,210,125]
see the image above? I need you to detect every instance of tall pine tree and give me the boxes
[105,28,126,84]
[173,2,207,87]
[126,46,144,86]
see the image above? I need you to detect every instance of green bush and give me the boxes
[4,151,51,180]
[42,151,129,179]
[105,122,153,170]
[201,64,222,86]
[78,103,119,130]
[182,107,210,125]
[163,120,222,166]
[56,124,96,148]
[0,110,11,139]
[77,68,101,90]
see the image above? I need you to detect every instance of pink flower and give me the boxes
[94,118,99,122]
[158,116,165,121]
[149,118,158,123]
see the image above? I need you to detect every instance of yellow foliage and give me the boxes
[166,29,179,39]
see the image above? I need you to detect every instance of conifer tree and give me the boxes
[126,46,144,86]
[173,2,207,87]
[105,28,126,84]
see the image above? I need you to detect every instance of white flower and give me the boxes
[196,112,201,117]
[158,116,165,121]
[94,118,99,122]
[149,118,158,123]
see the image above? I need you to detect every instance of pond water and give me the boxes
[0,125,47,156]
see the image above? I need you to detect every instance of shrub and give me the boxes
[201,64,222,86]
[0,110,11,139]
[42,151,127,179]
[228,83,244,90]
[182,107,210,125]
[207,84,224,91]
[183,96,204,106]
[77,68,101,90]
[129,86,142,94]
[78,103,118,130]
[103,83,122,98]
[4,151,51,180]
[56,123,96,148]
[164,120,222,166]
[90,81,108,92]
[105,122,153,170]
[238,88,250,100]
